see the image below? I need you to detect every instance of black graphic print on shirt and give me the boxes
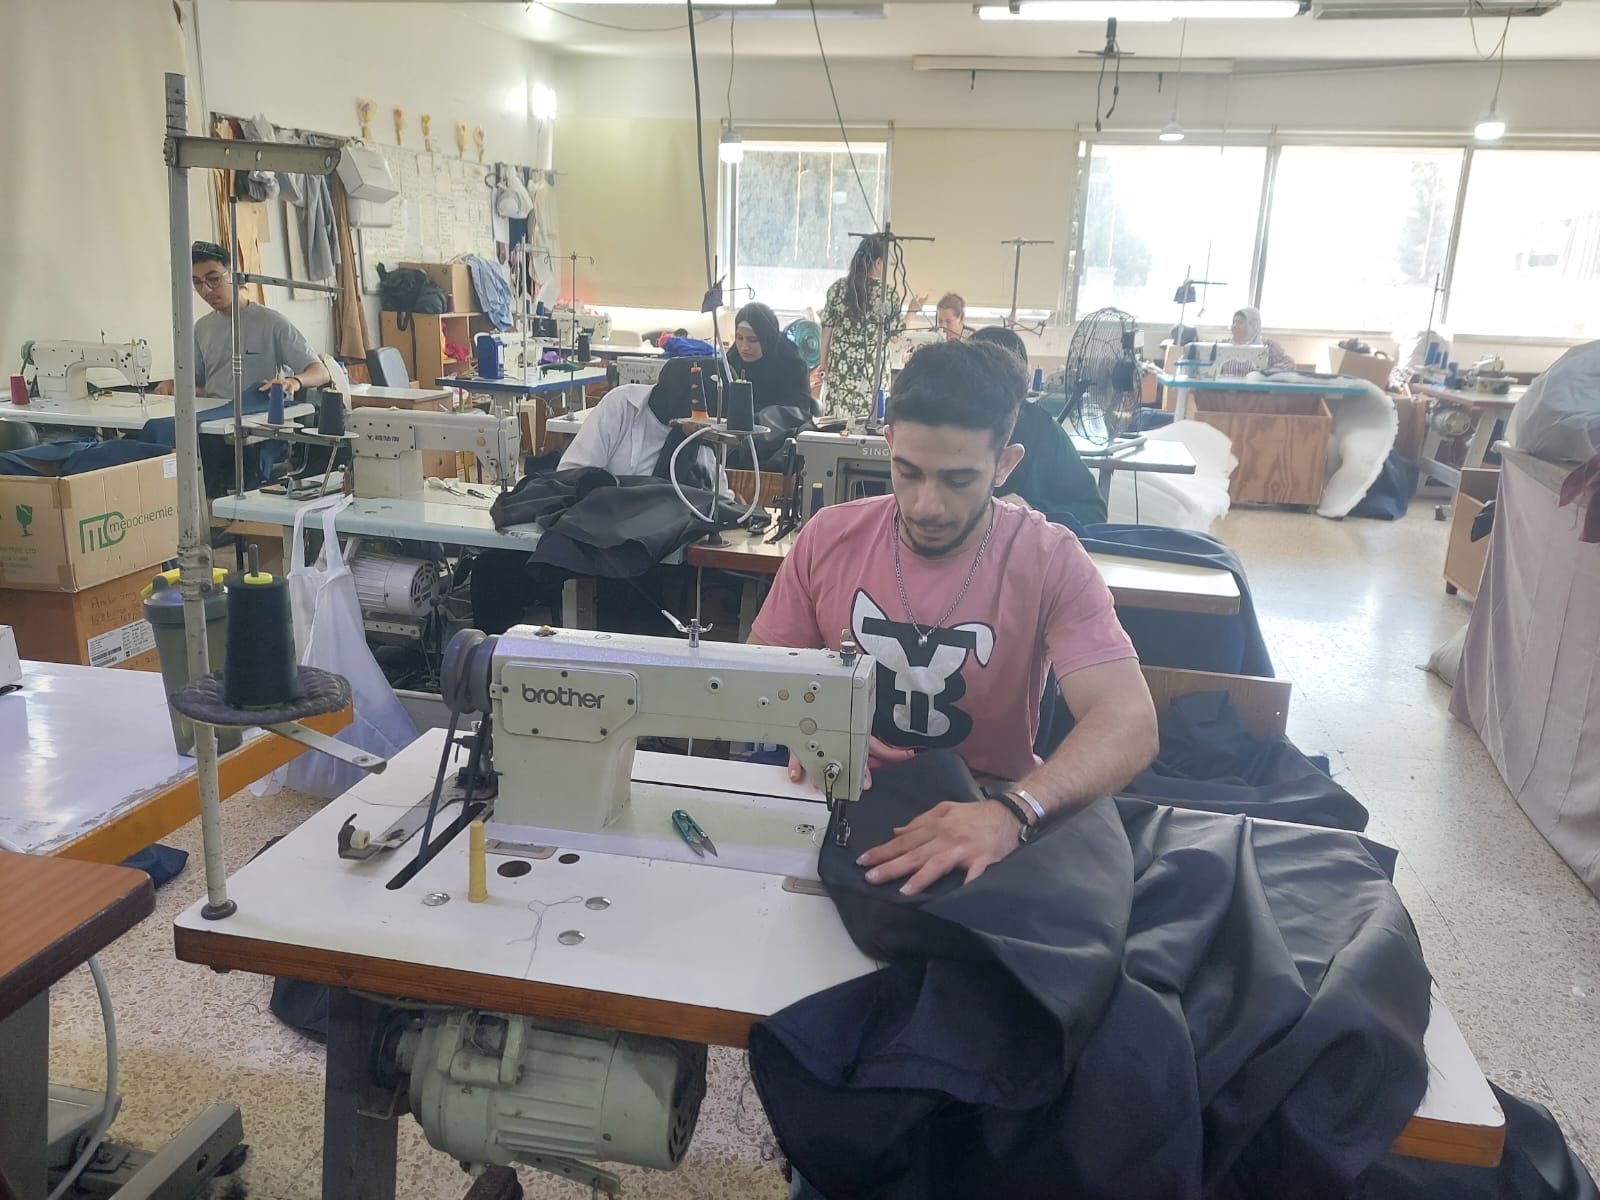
[851,590,995,750]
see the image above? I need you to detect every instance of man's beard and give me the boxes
[897,489,995,560]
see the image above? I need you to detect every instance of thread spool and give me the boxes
[318,387,346,436]
[1032,368,1044,392]
[810,481,824,516]
[223,545,300,710]
[267,381,286,426]
[689,364,707,419]
[468,819,488,903]
[727,379,754,433]
[577,331,591,363]
[476,334,504,380]
[703,374,722,421]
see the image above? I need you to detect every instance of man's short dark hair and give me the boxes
[887,340,1025,452]
[192,241,230,268]
[970,325,1029,372]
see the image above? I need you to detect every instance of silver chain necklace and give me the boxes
[892,504,995,646]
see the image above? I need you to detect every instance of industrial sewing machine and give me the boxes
[349,406,518,501]
[441,624,875,855]
[1174,341,1269,380]
[549,301,612,346]
[799,430,892,507]
[21,338,153,406]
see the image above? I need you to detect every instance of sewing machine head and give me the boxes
[1181,342,1269,379]
[349,407,519,501]
[23,339,152,407]
[441,626,875,847]
[799,431,892,507]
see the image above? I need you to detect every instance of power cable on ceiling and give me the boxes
[526,0,714,34]
[727,10,737,120]
[809,0,880,230]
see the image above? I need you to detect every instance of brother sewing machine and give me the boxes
[22,338,153,407]
[440,624,876,858]
[349,407,519,501]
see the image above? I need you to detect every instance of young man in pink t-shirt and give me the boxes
[751,338,1158,897]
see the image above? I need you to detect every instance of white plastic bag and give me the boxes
[276,495,418,798]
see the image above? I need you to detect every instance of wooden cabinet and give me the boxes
[380,311,492,385]
[1443,468,1498,599]
[1191,391,1332,506]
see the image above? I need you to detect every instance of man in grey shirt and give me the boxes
[187,241,330,399]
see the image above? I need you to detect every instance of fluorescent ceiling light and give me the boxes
[538,0,776,6]
[978,1,1301,19]
[1310,0,1556,18]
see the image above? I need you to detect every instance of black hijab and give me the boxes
[647,356,717,425]
[730,303,813,411]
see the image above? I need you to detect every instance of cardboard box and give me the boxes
[1444,467,1498,600]
[0,567,163,670]
[1191,392,1332,507]
[1394,393,1427,462]
[1321,345,1396,391]
[399,261,477,314]
[0,455,178,592]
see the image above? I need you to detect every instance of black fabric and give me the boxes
[1072,522,1274,678]
[727,404,816,472]
[1349,449,1421,520]
[1123,690,1376,841]
[120,843,189,888]
[376,264,448,314]
[1472,498,1498,543]
[998,402,1108,523]
[1353,1085,1599,1200]
[490,467,736,580]
[749,750,1431,1200]
[646,356,718,425]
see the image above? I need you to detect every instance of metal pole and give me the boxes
[166,72,235,920]
[1009,242,1023,329]
[229,196,246,500]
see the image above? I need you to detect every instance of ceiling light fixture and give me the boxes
[1472,11,1511,140]
[1159,18,1187,141]
[720,121,745,164]
[978,1,1301,20]
[535,0,775,6]
[531,83,558,121]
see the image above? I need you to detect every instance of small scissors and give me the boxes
[671,810,718,858]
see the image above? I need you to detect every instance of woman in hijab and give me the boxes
[1222,306,1295,376]
[729,302,815,413]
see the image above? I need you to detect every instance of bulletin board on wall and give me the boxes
[356,144,499,295]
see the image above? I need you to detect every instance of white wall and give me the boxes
[0,0,191,382]
[192,0,555,354]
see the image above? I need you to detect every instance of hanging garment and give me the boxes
[749,749,1433,1200]
[331,178,372,361]
[465,254,514,330]
[298,134,337,282]
[529,176,561,308]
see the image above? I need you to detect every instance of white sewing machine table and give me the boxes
[174,731,1502,1198]
[0,394,313,436]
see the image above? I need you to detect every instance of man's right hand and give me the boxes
[787,736,915,792]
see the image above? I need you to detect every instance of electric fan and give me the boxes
[785,319,824,370]
[1059,308,1142,447]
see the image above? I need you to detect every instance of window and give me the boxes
[729,141,887,315]
[1260,147,1462,333]
[1075,144,1266,326]
[1449,151,1600,339]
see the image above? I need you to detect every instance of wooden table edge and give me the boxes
[1390,1114,1506,1167]
[52,706,352,865]
[172,928,761,1048]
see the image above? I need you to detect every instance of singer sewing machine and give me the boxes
[799,430,893,507]
[442,625,875,864]
[22,338,153,407]
[349,406,519,501]
[549,302,612,346]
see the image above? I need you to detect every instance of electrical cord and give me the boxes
[47,955,117,1200]
[669,426,760,525]
[808,0,879,230]
[525,0,712,33]
[1466,2,1513,61]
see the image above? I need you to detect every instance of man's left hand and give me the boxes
[257,376,300,395]
[856,799,1020,896]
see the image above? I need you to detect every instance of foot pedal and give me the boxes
[464,1165,523,1199]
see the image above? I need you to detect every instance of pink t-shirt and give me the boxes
[751,495,1136,782]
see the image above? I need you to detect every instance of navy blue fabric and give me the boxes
[0,438,171,477]
[750,751,1432,1200]
[1070,522,1273,679]
[1130,407,1175,431]
[120,843,189,888]
[1349,450,1420,520]
[140,391,286,492]
[660,336,716,358]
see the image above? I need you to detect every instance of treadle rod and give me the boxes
[265,722,388,773]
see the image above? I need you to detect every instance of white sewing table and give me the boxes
[0,394,313,436]
[172,730,1503,1199]
[0,661,349,864]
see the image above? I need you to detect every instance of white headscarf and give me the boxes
[1233,307,1263,345]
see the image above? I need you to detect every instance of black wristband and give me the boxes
[984,788,1035,843]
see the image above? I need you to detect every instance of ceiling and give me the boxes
[448,0,1600,62]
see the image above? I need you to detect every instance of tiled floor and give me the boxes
[44,498,1599,1197]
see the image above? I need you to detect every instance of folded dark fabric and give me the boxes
[750,750,1430,1200]
[1123,690,1375,840]
[0,438,171,477]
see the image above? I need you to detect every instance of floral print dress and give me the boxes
[821,276,906,420]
